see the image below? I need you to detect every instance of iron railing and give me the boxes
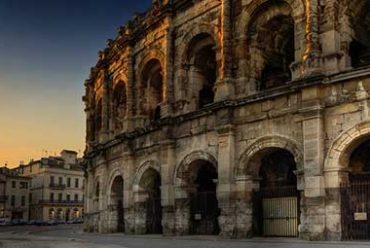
[49,183,66,190]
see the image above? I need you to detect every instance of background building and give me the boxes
[83,0,370,241]
[17,150,84,222]
[0,167,30,223]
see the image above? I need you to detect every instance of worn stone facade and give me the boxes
[83,0,370,240]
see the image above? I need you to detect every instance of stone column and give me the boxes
[174,185,193,235]
[100,69,111,142]
[233,176,260,238]
[126,44,135,133]
[216,124,235,238]
[299,87,326,240]
[215,0,234,101]
[160,139,176,235]
[319,0,351,73]
[133,190,147,234]
[84,166,95,232]
[124,155,136,234]
[164,20,175,118]
[301,0,322,76]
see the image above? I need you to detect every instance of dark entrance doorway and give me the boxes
[189,161,220,235]
[253,148,299,237]
[341,139,370,240]
[140,168,162,234]
[111,176,124,232]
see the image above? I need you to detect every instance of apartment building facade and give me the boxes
[0,167,30,222]
[18,150,84,222]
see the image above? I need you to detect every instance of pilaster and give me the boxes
[299,87,326,240]
[216,124,235,237]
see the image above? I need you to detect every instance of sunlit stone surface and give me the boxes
[82,0,370,241]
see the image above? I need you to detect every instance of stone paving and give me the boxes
[1,225,370,248]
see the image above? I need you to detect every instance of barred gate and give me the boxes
[341,174,370,240]
[254,186,299,237]
[190,191,220,235]
[145,196,162,234]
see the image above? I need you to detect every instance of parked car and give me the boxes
[55,220,65,225]
[11,219,27,225]
[0,218,10,226]
[34,220,48,226]
[47,220,58,225]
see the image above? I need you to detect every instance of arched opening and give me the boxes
[141,59,164,121]
[48,208,55,220]
[186,33,217,109]
[112,82,127,129]
[56,208,63,221]
[349,1,370,68]
[247,3,295,90]
[66,208,70,222]
[341,138,370,240]
[73,208,80,219]
[188,160,219,235]
[139,168,162,234]
[111,176,124,232]
[252,148,299,237]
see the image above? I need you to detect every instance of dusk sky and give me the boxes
[0,0,152,166]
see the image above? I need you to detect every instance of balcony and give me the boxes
[0,195,7,202]
[39,200,84,205]
[49,183,66,190]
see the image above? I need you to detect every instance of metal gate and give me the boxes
[263,197,298,236]
[190,191,220,235]
[145,196,162,234]
[341,174,370,240]
[255,186,299,237]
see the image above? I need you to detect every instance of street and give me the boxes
[0,225,370,248]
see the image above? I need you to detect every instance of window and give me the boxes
[50,193,54,202]
[12,181,16,188]
[66,194,70,202]
[58,177,63,185]
[30,165,32,173]
[29,193,32,204]
[50,176,55,185]
[58,193,62,202]
[11,195,15,206]
[74,194,78,202]
[20,182,28,189]
[75,178,79,188]
[21,196,25,206]
[67,178,71,187]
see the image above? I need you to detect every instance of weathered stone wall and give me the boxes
[83,0,370,241]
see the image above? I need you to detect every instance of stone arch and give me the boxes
[238,0,305,35]
[324,121,370,185]
[136,51,165,118]
[133,160,161,188]
[177,23,220,110]
[345,0,370,68]
[323,120,370,240]
[236,135,303,179]
[174,151,218,186]
[112,81,128,129]
[112,71,128,86]
[136,49,166,87]
[107,168,125,202]
[246,1,297,89]
[180,23,220,65]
